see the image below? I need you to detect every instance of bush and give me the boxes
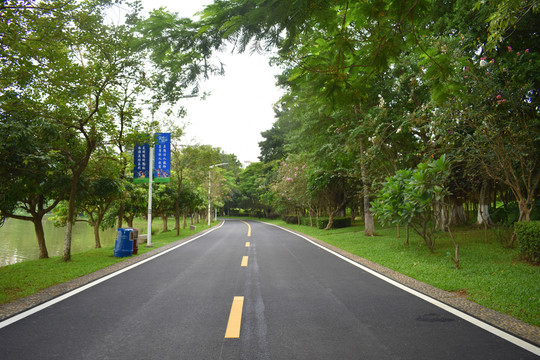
[491,201,540,225]
[316,217,352,229]
[283,215,299,224]
[514,221,540,263]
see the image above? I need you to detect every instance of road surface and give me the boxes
[0,220,538,359]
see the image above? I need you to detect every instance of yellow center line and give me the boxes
[245,242,250,247]
[241,256,249,267]
[224,296,244,338]
[240,220,251,237]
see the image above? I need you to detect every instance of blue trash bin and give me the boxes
[114,228,134,257]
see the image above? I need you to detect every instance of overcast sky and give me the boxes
[137,0,284,165]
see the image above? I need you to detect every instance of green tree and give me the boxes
[372,156,451,253]
[0,102,71,258]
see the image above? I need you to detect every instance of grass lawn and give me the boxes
[0,221,219,305]
[259,219,540,327]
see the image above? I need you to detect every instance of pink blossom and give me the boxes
[464,75,468,78]
[508,46,512,52]
[294,173,297,177]
[517,52,521,56]
[496,94,502,99]
[480,57,487,61]
[286,177,293,181]
[525,49,529,53]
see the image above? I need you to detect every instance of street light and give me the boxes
[208,163,228,226]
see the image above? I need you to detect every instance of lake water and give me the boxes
[0,216,119,266]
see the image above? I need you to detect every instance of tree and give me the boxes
[0,102,71,258]
[372,156,451,253]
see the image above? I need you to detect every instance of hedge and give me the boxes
[316,217,352,229]
[514,221,540,264]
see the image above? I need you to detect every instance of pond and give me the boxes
[0,216,120,266]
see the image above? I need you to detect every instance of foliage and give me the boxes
[514,221,540,263]
[372,156,451,252]
[316,217,352,230]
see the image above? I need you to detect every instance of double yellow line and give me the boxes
[224,220,252,339]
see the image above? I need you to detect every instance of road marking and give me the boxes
[245,242,250,247]
[241,256,249,267]
[0,222,226,330]
[240,220,251,237]
[225,296,244,338]
[264,222,540,357]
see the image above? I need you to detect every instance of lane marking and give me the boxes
[240,220,251,237]
[224,296,244,338]
[241,256,249,267]
[0,222,226,330]
[245,242,250,247]
[263,222,540,356]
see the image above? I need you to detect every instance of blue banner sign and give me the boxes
[154,132,171,183]
[134,143,150,183]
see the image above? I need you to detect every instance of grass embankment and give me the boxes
[0,221,218,305]
[261,219,539,327]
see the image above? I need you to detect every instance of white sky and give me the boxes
[139,0,284,165]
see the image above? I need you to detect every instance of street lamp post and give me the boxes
[208,163,228,226]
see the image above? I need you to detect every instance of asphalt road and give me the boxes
[0,220,538,359]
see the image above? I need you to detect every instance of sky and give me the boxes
[138,0,284,166]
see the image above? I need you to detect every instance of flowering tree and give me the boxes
[437,43,539,242]
[272,157,312,224]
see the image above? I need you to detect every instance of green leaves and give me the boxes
[371,156,450,251]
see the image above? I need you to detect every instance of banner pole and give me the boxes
[147,131,154,247]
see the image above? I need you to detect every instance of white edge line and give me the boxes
[264,222,540,356]
[0,222,224,330]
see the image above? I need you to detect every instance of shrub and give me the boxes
[317,217,352,229]
[491,202,540,225]
[283,215,299,224]
[514,221,540,264]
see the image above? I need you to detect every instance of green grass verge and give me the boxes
[0,221,219,305]
[259,219,540,327]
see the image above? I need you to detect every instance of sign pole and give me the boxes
[147,132,154,247]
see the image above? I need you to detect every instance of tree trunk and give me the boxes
[477,180,493,225]
[434,200,447,231]
[359,137,375,236]
[62,134,96,261]
[32,216,49,259]
[405,224,410,245]
[93,223,101,248]
[325,208,336,230]
[63,181,78,262]
[162,215,168,232]
[175,214,180,236]
[183,213,187,229]
[117,203,124,229]
[363,195,375,236]
[448,198,467,226]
